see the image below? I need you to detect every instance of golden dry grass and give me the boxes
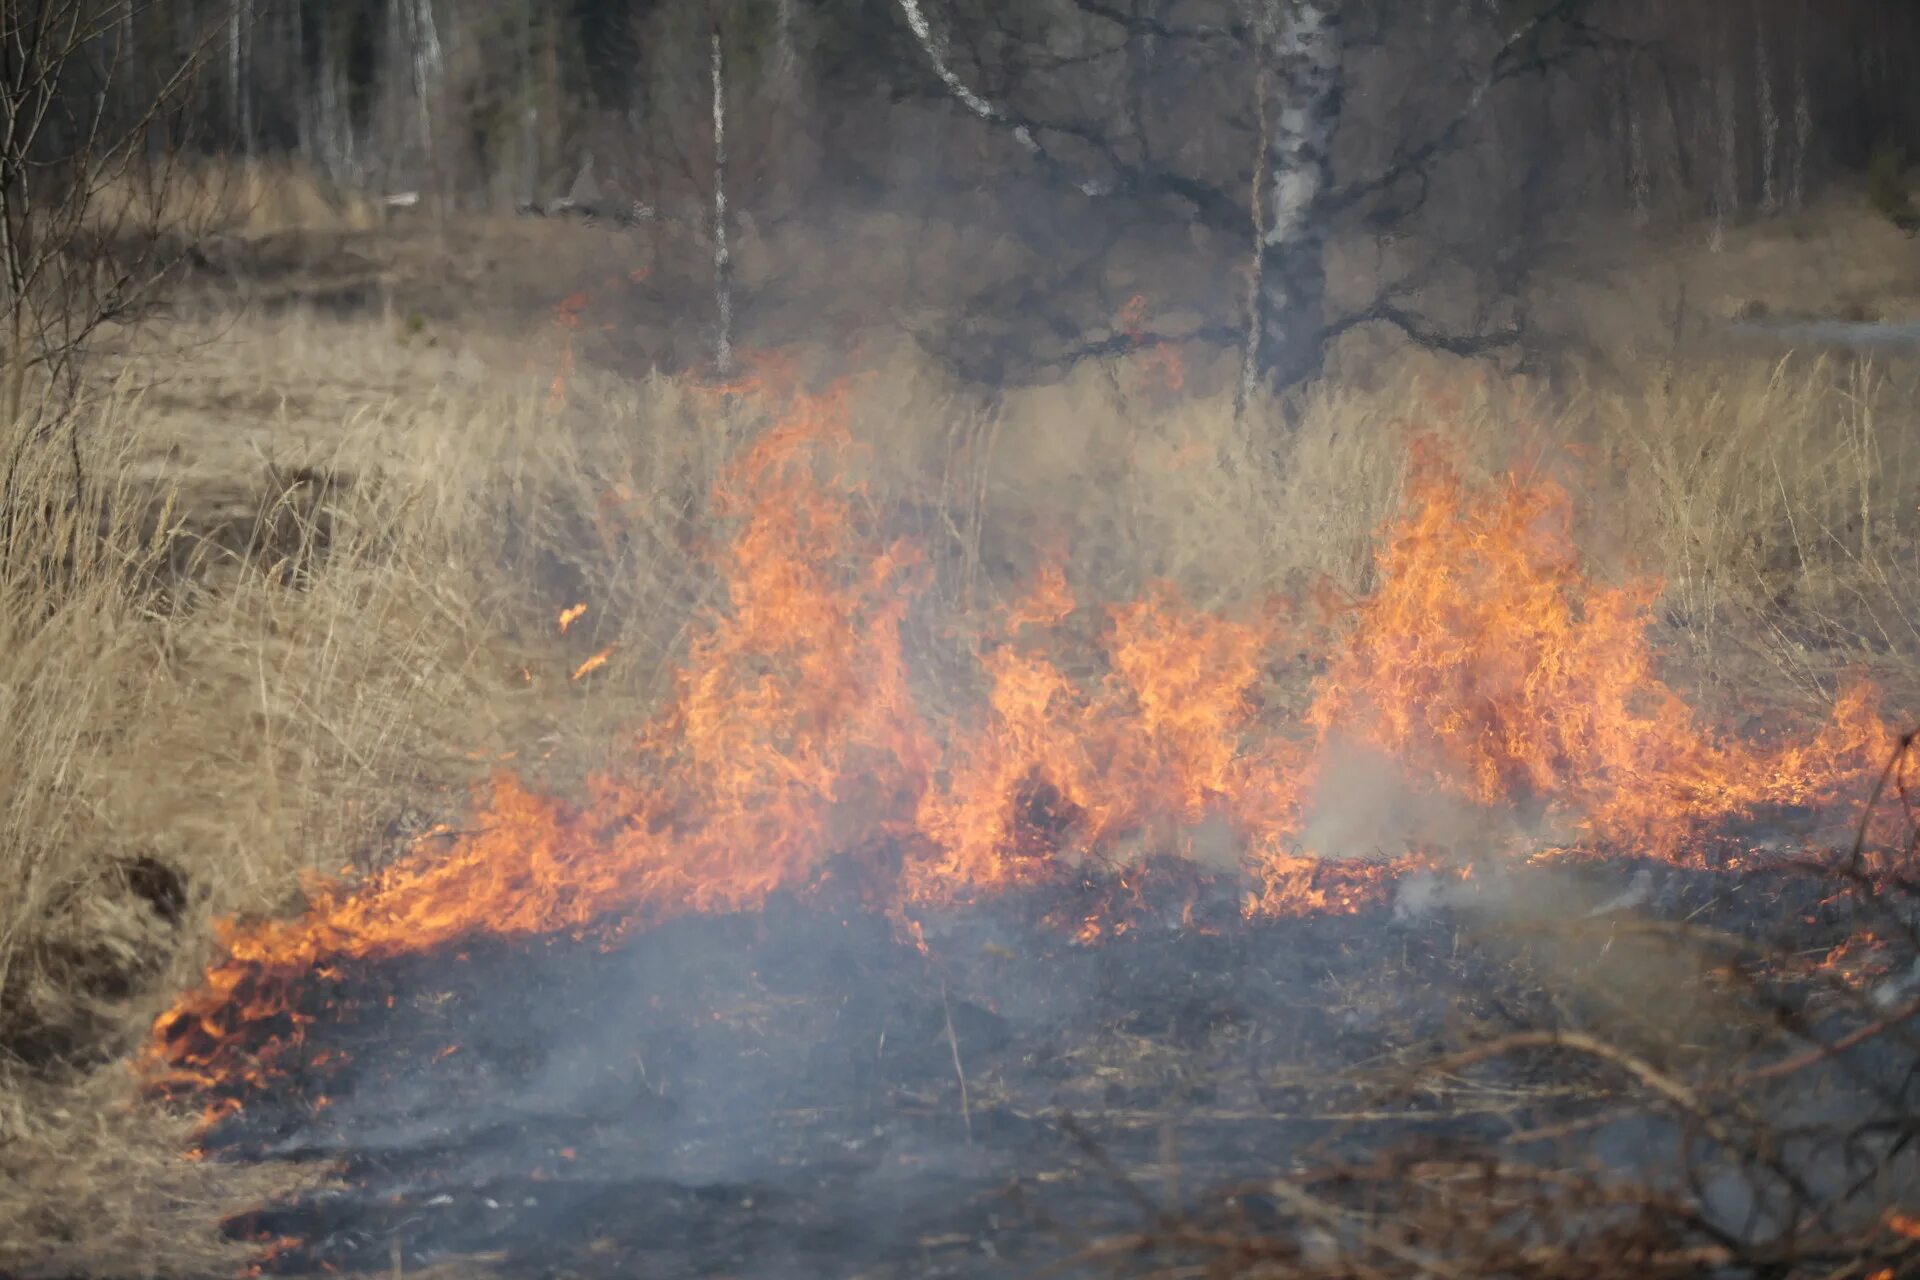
[2,200,1918,1275]
[86,160,384,238]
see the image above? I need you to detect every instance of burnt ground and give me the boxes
[184,850,1907,1280]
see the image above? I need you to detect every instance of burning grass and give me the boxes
[3,258,1920,1273]
[1079,794,1920,1280]
[140,367,1907,1114]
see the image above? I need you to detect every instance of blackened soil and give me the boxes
[198,854,1868,1279]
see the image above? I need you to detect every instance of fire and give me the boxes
[570,647,614,680]
[146,380,1904,1106]
[557,603,588,634]
[1304,442,1897,862]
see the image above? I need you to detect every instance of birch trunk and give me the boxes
[1248,0,1342,391]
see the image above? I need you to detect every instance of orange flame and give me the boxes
[570,647,614,680]
[557,603,588,634]
[145,383,1904,1106]
[1304,443,1895,861]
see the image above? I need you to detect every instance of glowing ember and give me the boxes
[557,603,588,634]
[146,381,1903,1104]
[570,647,614,680]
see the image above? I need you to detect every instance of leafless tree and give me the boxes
[0,0,217,503]
[893,0,1608,395]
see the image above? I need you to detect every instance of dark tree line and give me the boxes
[9,0,1920,392]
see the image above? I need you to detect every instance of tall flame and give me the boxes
[148,383,1901,1100]
[1305,442,1896,858]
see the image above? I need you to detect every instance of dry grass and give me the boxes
[0,1068,320,1276]
[1599,356,1920,678]
[86,160,384,239]
[1,201,1918,1274]
[0,326,741,1060]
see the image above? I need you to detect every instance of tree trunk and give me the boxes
[712,23,734,376]
[1249,0,1342,391]
[1755,20,1777,213]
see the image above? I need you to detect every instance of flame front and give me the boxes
[148,383,1901,1101]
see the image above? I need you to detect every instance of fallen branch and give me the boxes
[1402,1030,1704,1119]
[941,981,972,1143]
[1734,994,1920,1086]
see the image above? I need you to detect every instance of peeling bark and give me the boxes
[1248,0,1342,391]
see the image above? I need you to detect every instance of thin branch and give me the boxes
[1328,0,1602,215]
[894,0,1044,160]
[892,0,1242,225]
[940,981,972,1143]
[1735,995,1920,1086]
[1406,1030,1706,1120]
[1322,298,1523,358]
[1063,0,1246,43]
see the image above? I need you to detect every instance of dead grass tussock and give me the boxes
[0,335,751,1065]
[0,321,761,1270]
[0,1066,321,1278]
[87,160,383,239]
[1600,355,1920,677]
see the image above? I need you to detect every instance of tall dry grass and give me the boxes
[4,314,1915,1071]
[976,348,1920,695]
[0,325,760,1070]
[1600,355,1920,681]
[0,315,759,1273]
[0,268,1916,1271]
[84,160,384,240]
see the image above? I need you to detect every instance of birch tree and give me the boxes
[894,0,1601,394]
[1244,1,1341,391]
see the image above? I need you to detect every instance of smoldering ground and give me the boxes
[172,812,1905,1280]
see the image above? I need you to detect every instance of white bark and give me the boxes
[241,0,255,161]
[417,1,444,115]
[774,0,799,89]
[407,0,444,187]
[1238,56,1270,417]
[894,0,1041,159]
[1249,0,1341,389]
[226,0,243,146]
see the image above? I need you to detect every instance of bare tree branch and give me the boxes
[1328,0,1607,216]
[893,0,1245,225]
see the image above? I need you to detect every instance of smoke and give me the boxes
[1298,737,1552,865]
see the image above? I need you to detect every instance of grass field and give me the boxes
[3,179,1919,1275]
